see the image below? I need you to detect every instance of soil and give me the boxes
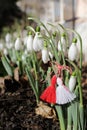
[0,65,87,130]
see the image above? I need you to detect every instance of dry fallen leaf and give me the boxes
[35,101,56,119]
[0,77,5,95]
[14,67,19,81]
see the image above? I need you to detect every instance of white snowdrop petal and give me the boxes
[38,37,44,50]
[69,76,76,92]
[9,43,13,49]
[24,49,28,55]
[15,37,22,51]
[24,36,28,46]
[3,48,8,55]
[0,43,4,50]
[22,54,26,62]
[68,43,79,61]
[27,35,33,52]
[58,37,67,55]
[49,51,53,59]
[33,33,40,52]
[76,22,87,62]
[42,48,49,64]
[5,33,11,43]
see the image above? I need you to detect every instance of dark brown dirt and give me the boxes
[0,64,87,130]
[0,77,59,130]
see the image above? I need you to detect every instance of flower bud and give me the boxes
[5,33,11,43]
[68,39,79,61]
[15,37,22,51]
[26,32,33,52]
[33,32,40,52]
[0,42,4,51]
[69,74,76,92]
[33,31,43,51]
[3,48,8,55]
[42,42,49,64]
[58,34,67,54]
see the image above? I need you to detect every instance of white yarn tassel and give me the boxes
[56,78,76,104]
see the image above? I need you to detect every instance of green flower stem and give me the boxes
[25,67,39,103]
[32,51,39,102]
[60,37,66,65]
[55,105,66,130]
[66,28,83,106]
[67,105,72,130]
[50,39,60,62]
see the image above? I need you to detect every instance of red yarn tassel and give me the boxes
[40,75,57,104]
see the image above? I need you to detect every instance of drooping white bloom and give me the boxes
[37,34,44,50]
[33,32,40,51]
[0,42,4,51]
[42,47,49,64]
[68,41,79,61]
[76,22,87,62]
[56,77,76,104]
[21,54,27,65]
[15,37,22,51]
[49,51,53,59]
[5,33,11,43]
[23,36,28,46]
[33,32,43,51]
[6,42,13,49]
[26,33,33,52]
[69,76,76,92]
[58,35,67,55]
[24,49,28,55]
[9,43,14,49]
[3,48,8,55]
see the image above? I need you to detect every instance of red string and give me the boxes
[52,61,72,76]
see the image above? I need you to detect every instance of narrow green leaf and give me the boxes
[55,105,66,130]
[1,56,13,76]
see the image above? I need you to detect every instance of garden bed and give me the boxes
[0,64,87,130]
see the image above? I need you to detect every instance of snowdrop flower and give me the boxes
[5,33,11,43]
[69,74,76,92]
[49,51,53,59]
[42,42,49,64]
[52,32,58,48]
[76,22,87,62]
[21,54,27,65]
[58,33,67,54]
[6,42,13,49]
[0,42,4,51]
[24,49,28,55]
[3,48,8,55]
[33,26,43,51]
[23,36,28,46]
[56,77,76,104]
[68,38,79,61]
[9,43,14,49]
[15,37,23,51]
[26,32,33,52]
